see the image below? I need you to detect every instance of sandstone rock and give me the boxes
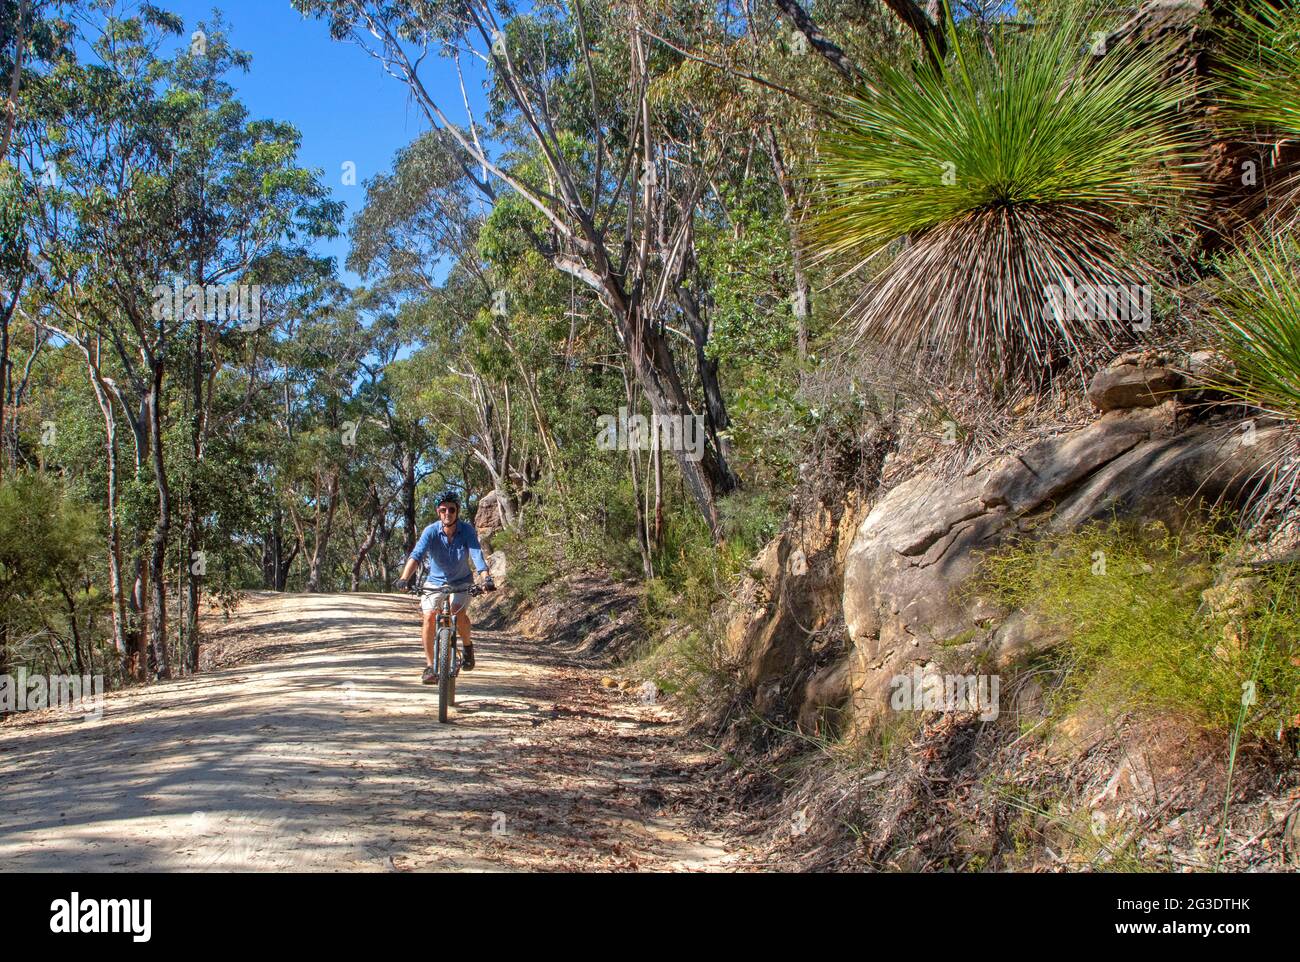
[711,491,874,732]
[1087,356,1184,411]
[1187,349,1233,381]
[841,406,1287,730]
[797,656,853,735]
[720,501,861,691]
[473,490,508,548]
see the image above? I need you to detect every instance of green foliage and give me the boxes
[0,471,99,606]
[977,518,1300,739]
[698,184,796,362]
[811,10,1194,377]
[1207,231,1300,423]
[1218,0,1300,139]
[0,470,107,674]
[1217,0,1300,227]
[633,627,723,705]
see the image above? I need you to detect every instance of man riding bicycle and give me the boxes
[395,490,495,683]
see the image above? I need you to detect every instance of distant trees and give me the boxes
[4,6,344,681]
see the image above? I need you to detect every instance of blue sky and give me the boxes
[158,1,490,286]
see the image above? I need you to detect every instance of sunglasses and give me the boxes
[438,505,459,514]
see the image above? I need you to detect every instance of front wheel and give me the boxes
[437,626,454,723]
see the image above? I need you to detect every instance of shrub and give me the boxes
[977,518,1300,739]
[1203,230,1300,514]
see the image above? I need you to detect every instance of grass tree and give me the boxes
[1205,232,1300,513]
[1217,0,1300,230]
[811,12,1196,383]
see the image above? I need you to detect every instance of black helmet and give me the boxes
[437,489,461,508]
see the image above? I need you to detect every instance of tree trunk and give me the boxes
[0,279,18,477]
[766,126,810,361]
[88,367,130,674]
[147,361,172,679]
[351,521,379,591]
[276,535,298,592]
[621,364,654,579]
[627,312,737,536]
[401,448,417,556]
[181,308,208,673]
[306,469,340,592]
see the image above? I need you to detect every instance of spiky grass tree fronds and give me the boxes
[1218,0,1300,229]
[1204,230,1300,516]
[811,12,1196,382]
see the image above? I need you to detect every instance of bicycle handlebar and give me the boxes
[409,582,486,597]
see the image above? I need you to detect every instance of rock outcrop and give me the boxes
[718,496,867,729]
[1086,352,1185,411]
[473,490,507,549]
[839,402,1284,729]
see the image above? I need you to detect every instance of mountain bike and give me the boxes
[413,582,484,723]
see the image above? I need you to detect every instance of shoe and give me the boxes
[461,646,475,671]
[421,665,437,685]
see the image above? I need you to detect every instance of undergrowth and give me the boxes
[976,516,1300,741]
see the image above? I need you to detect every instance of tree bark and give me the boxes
[0,0,28,160]
[0,279,18,477]
[772,0,866,82]
[401,448,417,556]
[146,358,172,679]
[306,468,340,592]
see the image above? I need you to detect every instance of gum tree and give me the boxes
[294,0,741,536]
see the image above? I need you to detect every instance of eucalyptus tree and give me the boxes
[160,18,340,668]
[17,7,195,676]
[1,0,73,476]
[21,8,339,673]
[295,0,741,536]
[348,130,518,537]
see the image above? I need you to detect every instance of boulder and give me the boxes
[841,404,1286,730]
[713,491,872,732]
[473,490,507,548]
[1087,353,1185,411]
[797,656,854,735]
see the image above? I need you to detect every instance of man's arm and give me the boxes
[395,556,419,589]
[395,527,429,589]
[464,525,494,588]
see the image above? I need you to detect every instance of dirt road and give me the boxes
[0,592,741,872]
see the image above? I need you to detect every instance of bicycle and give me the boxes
[412,581,484,723]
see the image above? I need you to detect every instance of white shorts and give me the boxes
[420,588,470,616]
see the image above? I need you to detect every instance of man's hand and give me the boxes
[395,576,410,591]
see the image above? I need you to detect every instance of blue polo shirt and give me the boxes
[408,521,488,588]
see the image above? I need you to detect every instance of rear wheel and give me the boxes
[437,626,454,723]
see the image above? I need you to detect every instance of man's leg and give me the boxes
[453,602,474,669]
[422,610,437,666]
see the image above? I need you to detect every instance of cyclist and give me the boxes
[395,490,496,682]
